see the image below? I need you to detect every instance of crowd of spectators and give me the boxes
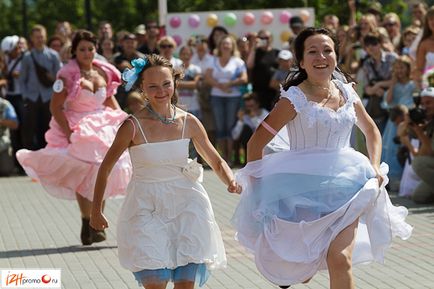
[1,1,433,204]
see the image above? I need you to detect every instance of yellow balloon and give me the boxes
[280,31,292,42]
[207,13,218,27]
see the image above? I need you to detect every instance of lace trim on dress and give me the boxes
[280,85,309,114]
[280,80,358,128]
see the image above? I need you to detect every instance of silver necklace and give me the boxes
[80,69,97,79]
[145,103,177,125]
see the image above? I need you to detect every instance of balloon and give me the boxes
[279,11,292,24]
[260,11,274,25]
[207,13,218,27]
[300,9,310,23]
[243,12,255,26]
[224,12,237,27]
[169,16,181,28]
[188,14,200,28]
[280,31,292,42]
[173,35,182,46]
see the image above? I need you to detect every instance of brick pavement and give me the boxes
[0,173,433,289]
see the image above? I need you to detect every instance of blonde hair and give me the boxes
[215,35,239,57]
[383,13,401,28]
[158,36,177,49]
[31,24,47,36]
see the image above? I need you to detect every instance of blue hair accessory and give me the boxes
[122,58,147,91]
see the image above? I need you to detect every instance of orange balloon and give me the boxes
[207,13,218,27]
[299,9,310,23]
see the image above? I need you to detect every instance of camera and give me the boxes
[409,91,427,125]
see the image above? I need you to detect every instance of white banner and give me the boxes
[165,8,315,49]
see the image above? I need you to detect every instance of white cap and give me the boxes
[421,87,434,98]
[1,35,19,53]
[278,49,293,60]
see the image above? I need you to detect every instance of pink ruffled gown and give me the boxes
[17,85,132,201]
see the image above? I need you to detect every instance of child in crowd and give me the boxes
[382,55,416,190]
[178,46,202,118]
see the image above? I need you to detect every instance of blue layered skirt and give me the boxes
[232,147,412,286]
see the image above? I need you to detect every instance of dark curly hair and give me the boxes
[282,27,351,90]
[130,54,184,105]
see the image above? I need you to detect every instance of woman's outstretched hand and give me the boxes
[90,212,109,231]
[228,180,242,194]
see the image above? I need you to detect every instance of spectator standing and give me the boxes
[247,30,280,110]
[382,56,416,188]
[205,35,248,164]
[411,3,428,28]
[98,37,115,63]
[191,35,216,144]
[362,33,398,133]
[19,24,62,150]
[113,33,145,109]
[138,20,160,55]
[158,36,183,69]
[269,50,293,92]
[0,97,18,176]
[134,24,147,50]
[207,26,228,54]
[1,35,25,174]
[382,13,402,53]
[178,46,202,118]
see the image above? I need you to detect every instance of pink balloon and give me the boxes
[261,11,274,25]
[173,35,182,46]
[169,16,181,28]
[279,11,292,24]
[243,12,255,26]
[188,14,200,28]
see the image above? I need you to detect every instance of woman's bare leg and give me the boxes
[144,282,167,289]
[76,192,92,218]
[174,281,195,289]
[326,218,359,289]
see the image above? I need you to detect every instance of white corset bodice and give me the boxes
[280,80,359,150]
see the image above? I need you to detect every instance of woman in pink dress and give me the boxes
[17,30,131,245]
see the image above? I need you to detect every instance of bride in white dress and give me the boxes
[415,6,434,88]
[232,27,412,289]
[90,54,241,289]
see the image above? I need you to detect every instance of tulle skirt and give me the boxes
[232,147,412,286]
[17,108,132,201]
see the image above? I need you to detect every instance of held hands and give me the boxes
[90,212,109,231]
[227,179,242,194]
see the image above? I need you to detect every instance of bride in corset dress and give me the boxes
[17,30,131,245]
[231,28,412,289]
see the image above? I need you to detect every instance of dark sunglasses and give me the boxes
[258,36,269,40]
[384,22,396,27]
[160,44,174,49]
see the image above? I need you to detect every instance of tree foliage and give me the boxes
[0,0,422,39]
